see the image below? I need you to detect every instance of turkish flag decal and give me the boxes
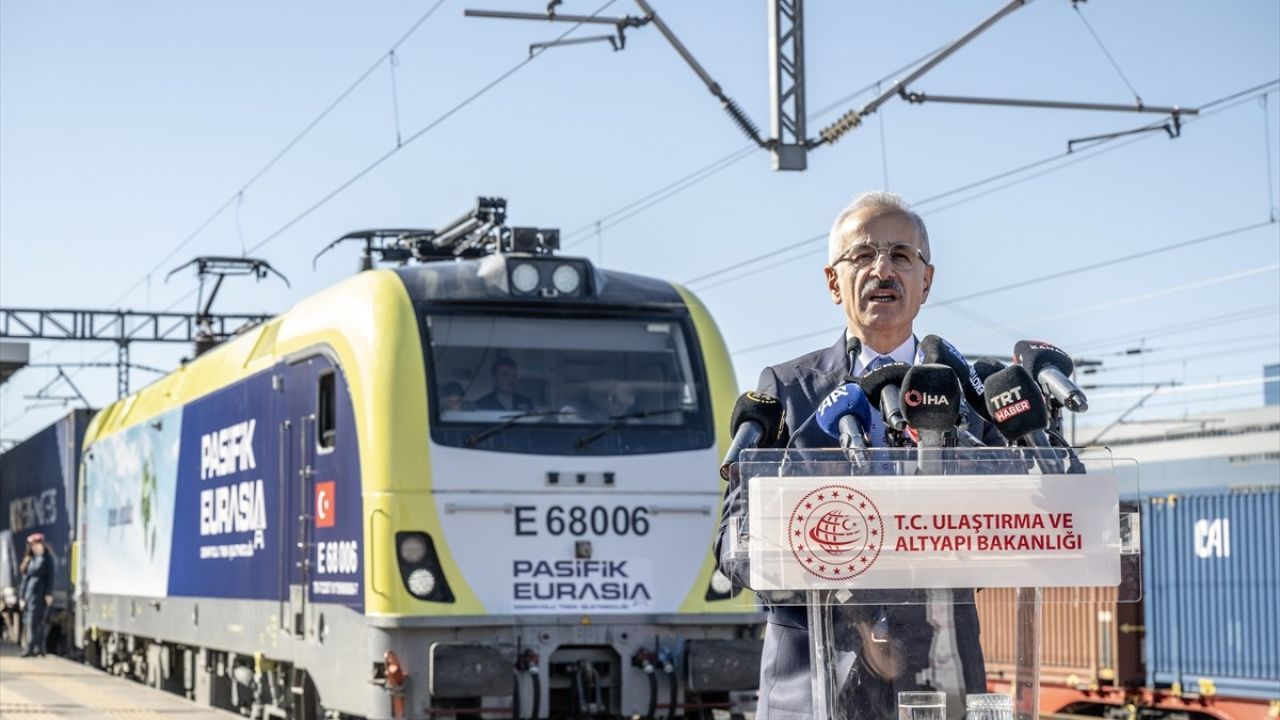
[315,481,336,528]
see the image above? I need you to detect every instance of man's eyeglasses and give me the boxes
[832,243,929,271]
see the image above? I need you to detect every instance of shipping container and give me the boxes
[0,408,93,651]
[1143,488,1280,702]
[977,587,1143,690]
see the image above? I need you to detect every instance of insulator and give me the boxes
[819,109,862,145]
[721,97,765,146]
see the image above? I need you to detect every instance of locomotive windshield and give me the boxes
[423,312,714,455]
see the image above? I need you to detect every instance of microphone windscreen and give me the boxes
[845,335,862,360]
[973,358,1007,383]
[1014,340,1074,378]
[901,363,962,431]
[982,365,1049,441]
[920,335,989,421]
[815,383,874,440]
[730,391,785,446]
[858,362,911,409]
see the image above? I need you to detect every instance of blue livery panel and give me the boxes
[170,372,282,600]
[83,357,364,611]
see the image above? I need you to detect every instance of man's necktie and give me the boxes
[862,355,893,446]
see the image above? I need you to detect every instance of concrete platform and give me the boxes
[0,643,236,719]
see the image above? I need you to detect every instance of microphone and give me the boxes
[901,364,963,440]
[982,365,1063,474]
[920,334,991,422]
[844,335,862,377]
[973,357,1007,384]
[859,361,911,436]
[815,383,874,465]
[901,364,964,473]
[719,391,786,481]
[1014,340,1088,413]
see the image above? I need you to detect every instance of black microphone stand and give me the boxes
[910,422,970,713]
[915,428,957,475]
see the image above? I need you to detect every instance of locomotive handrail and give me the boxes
[370,508,391,599]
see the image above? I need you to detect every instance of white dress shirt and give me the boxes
[847,331,921,377]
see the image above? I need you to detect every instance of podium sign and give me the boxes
[723,448,1141,720]
[747,474,1121,592]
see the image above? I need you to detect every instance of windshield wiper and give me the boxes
[574,407,687,450]
[464,409,571,448]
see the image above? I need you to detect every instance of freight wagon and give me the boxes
[979,486,1280,720]
[0,408,92,653]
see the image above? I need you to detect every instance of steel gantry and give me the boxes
[0,307,271,397]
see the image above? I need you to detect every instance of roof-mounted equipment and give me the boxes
[316,197,561,270]
[166,256,289,356]
[313,229,422,272]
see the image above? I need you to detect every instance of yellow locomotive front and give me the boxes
[363,207,760,717]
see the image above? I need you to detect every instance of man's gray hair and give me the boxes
[827,191,931,265]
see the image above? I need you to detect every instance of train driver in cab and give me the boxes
[475,356,534,412]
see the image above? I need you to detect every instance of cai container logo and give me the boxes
[788,484,884,580]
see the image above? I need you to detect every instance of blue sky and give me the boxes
[2,0,1278,443]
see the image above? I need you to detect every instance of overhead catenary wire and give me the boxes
[689,244,819,294]
[921,128,1162,215]
[1071,2,1144,106]
[878,89,891,189]
[1009,263,1279,326]
[390,49,405,148]
[1199,79,1280,111]
[561,45,948,249]
[1263,94,1277,222]
[101,0,450,312]
[562,145,758,249]
[1109,388,1272,414]
[938,303,1027,341]
[6,1,615,434]
[1087,374,1277,402]
[730,221,1278,355]
[1069,304,1280,353]
[1085,340,1280,375]
[685,127,1140,290]
[683,232,827,287]
[7,16,1275,439]
[1096,331,1280,358]
[938,263,1280,354]
[685,81,1279,292]
[25,1,452,371]
[245,0,619,257]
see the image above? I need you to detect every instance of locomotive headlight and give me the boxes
[709,570,733,596]
[395,531,454,603]
[407,568,437,597]
[510,262,540,294]
[551,263,582,294]
[398,534,428,564]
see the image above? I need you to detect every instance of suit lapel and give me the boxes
[797,333,849,412]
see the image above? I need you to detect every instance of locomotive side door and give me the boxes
[282,359,324,640]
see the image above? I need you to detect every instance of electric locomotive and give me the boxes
[74,198,761,719]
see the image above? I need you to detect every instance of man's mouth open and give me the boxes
[866,289,900,304]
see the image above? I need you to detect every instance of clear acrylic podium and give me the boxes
[720,446,1142,720]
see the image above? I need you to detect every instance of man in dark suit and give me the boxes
[717,192,1001,719]
[475,356,534,412]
